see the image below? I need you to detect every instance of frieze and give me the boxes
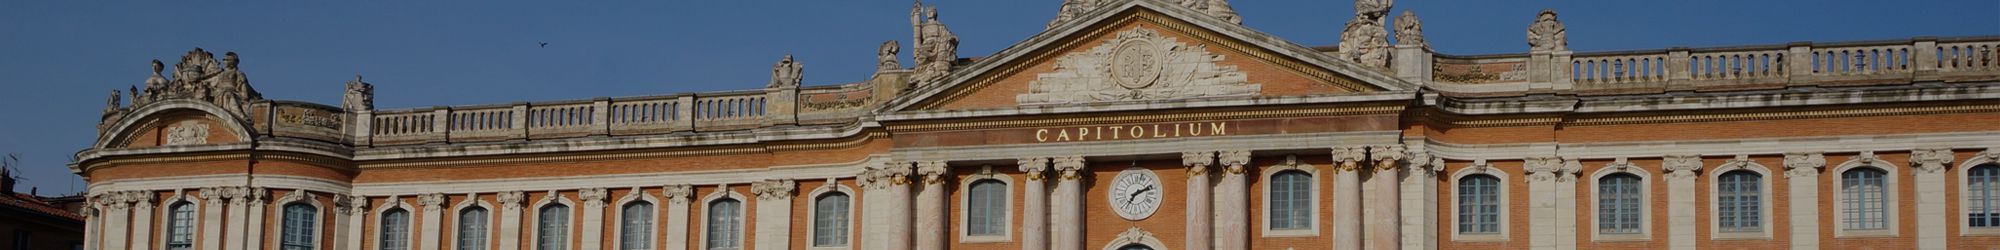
[1034,121,1230,143]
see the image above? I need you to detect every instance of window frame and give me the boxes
[611,187,661,250]
[160,190,200,250]
[1707,160,1775,240]
[958,170,1014,243]
[805,180,858,249]
[1449,164,1509,242]
[450,193,496,250]
[1959,157,2000,236]
[528,191,577,250]
[697,187,747,250]
[375,198,417,250]
[272,191,324,250]
[1258,159,1321,238]
[1831,156,1900,238]
[1588,166,1652,242]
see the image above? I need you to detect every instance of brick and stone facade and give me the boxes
[72,1,2000,250]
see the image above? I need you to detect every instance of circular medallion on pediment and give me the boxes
[1110,39,1162,90]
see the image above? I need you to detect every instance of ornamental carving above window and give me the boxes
[1016,26,1260,105]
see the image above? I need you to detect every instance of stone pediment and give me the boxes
[886,0,1415,112]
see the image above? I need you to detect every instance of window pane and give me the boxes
[1842,168,1887,230]
[281,203,317,250]
[1269,171,1312,230]
[1458,175,1500,234]
[539,204,570,250]
[707,199,741,250]
[381,209,411,250]
[813,193,850,246]
[1973,165,2000,228]
[622,202,653,250]
[166,202,196,250]
[967,180,1006,236]
[1718,171,1763,232]
[459,208,489,250]
[1598,174,1642,234]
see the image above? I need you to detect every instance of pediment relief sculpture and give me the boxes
[1016,26,1260,105]
[164,120,210,146]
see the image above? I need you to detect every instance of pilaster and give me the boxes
[1783,152,1824,250]
[418,193,446,250]
[1019,157,1052,250]
[914,161,950,250]
[104,192,131,250]
[663,185,693,250]
[1402,151,1443,250]
[221,187,247,250]
[131,191,155,250]
[751,180,796,250]
[344,195,368,250]
[1554,158,1581,250]
[1331,147,1365,250]
[85,201,99,250]
[331,194,357,250]
[243,188,266,250]
[1368,146,1407,250]
[1523,157,1560,250]
[1664,155,1703,250]
[1180,152,1215,250]
[198,188,224,250]
[497,191,526,250]
[1051,156,1088,250]
[578,188,608,250]
[1911,148,1953,250]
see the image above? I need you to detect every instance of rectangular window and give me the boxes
[1717,172,1763,232]
[1972,166,2000,228]
[1842,169,1887,230]
[1458,175,1500,234]
[1598,175,1643,234]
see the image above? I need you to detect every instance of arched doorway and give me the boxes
[1117,244,1155,250]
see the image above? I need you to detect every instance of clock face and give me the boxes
[1108,168,1163,221]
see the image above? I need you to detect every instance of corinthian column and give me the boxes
[1181,152,1215,250]
[1213,150,1250,250]
[1783,153,1824,250]
[1330,147,1367,250]
[914,161,950,250]
[882,162,917,250]
[1368,146,1407,250]
[1018,158,1051,250]
[1051,156,1087,250]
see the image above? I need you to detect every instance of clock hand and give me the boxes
[1127,185,1154,204]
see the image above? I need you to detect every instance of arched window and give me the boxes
[1598,173,1643,234]
[1717,171,1763,232]
[165,202,195,250]
[1972,164,2000,228]
[538,204,571,250]
[458,207,489,250]
[380,208,411,250]
[1841,168,1888,230]
[1117,244,1154,250]
[811,192,849,247]
[706,199,742,250]
[966,180,1007,236]
[1268,170,1313,230]
[1457,174,1501,234]
[280,203,317,250]
[620,201,653,250]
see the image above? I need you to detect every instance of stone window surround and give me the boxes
[1448,162,1509,242]
[1099,227,1169,250]
[1588,164,1652,242]
[957,168,1015,243]
[528,191,578,250]
[448,193,495,250]
[1831,155,1900,238]
[1259,157,1321,238]
[805,179,858,249]
[272,191,325,250]
[697,186,748,250]
[610,187,663,250]
[159,189,201,248]
[1707,160,1775,240]
[374,196,418,250]
[1958,152,2000,236]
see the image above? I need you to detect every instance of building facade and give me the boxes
[71,0,2000,250]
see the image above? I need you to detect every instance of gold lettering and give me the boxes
[1189,123,1204,136]
[1076,127,1090,141]
[1129,125,1144,138]
[1174,123,1182,137]
[1210,122,1228,135]
[1095,127,1104,140]
[1058,129,1072,141]
[1152,124,1166,138]
[1036,129,1049,142]
[1109,126,1123,139]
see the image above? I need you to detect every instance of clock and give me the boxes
[1108,167,1164,221]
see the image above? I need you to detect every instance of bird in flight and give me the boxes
[539,42,549,48]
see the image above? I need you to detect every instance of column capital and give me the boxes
[917,161,951,184]
[663,184,694,204]
[882,161,916,186]
[1218,150,1251,175]
[1783,152,1825,178]
[1183,151,1216,176]
[1019,157,1051,181]
[1368,145,1407,172]
[1911,148,1956,174]
[347,194,372,215]
[1524,156,1579,183]
[417,193,448,208]
[497,191,526,209]
[1409,150,1446,177]
[752,179,797,201]
[1053,156,1088,180]
[578,188,609,204]
[1663,155,1704,179]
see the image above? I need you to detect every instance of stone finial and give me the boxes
[878,40,902,71]
[1053,156,1088,180]
[497,191,526,209]
[578,188,608,203]
[1354,0,1392,21]
[768,55,803,88]
[1048,0,1101,29]
[1527,9,1568,51]
[663,184,694,204]
[1783,152,1826,178]
[416,193,446,207]
[916,161,950,184]
[752,179,796,201]
[343,75,373,112]
[1019,157,1051,181]
[1394,10,1427,48]
[1182,151,1216,175]
[1664,155,1703,179]
[1339,15,1390,68]
[1368,145,1407,172]
[910,0,960,87]
[1912,148,1956,174]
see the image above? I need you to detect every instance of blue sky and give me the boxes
[1,0,1994,195]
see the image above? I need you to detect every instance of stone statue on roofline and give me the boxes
[911,0,959,87]
[1528,9,1568,51]
[1049,0,1100,29]
[104,89,122,116]
[878,40,901,71]
[140,60,168,104]
[769,55,803,88]
[1355,0,1393,24]
[343,75,373,112]
[208,52,260,116]
[127,48,262,119]
[1340,15,1390,68]
[1395,10,1427,48]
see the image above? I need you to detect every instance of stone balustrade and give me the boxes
[356,88,805,146]
[1424,36,2000,95]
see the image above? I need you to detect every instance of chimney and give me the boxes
[0,167,13,195]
